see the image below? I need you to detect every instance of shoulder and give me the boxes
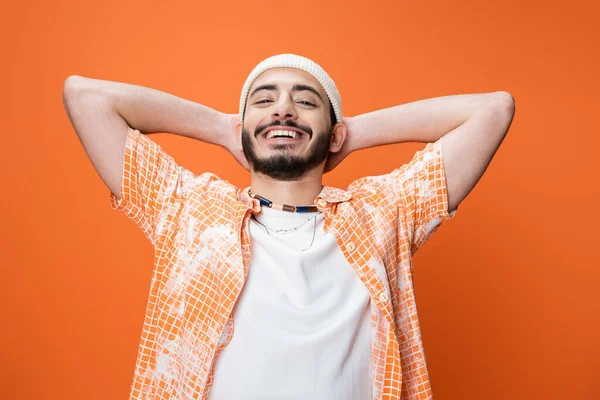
[184,171,241,200]
[347,172,397,204]
[347,141,441,199]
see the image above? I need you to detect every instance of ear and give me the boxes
[328,122,347,153]
[235,119,244,151]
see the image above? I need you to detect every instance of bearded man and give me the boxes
[62,54,515,400]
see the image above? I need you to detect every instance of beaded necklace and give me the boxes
[248,190,319,213]
[248,190,321,251]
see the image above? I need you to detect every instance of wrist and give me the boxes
[213,112,229,148]
[341,116,359,154]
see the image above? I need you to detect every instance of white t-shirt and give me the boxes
[209,206,372,400]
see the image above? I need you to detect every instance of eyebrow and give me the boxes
[249,83,323,102]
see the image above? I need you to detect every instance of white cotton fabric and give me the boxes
[209,207,372,400]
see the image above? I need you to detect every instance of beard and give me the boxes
[241,120,333,181]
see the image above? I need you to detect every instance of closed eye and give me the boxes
[255,100,315,106]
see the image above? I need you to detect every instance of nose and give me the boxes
[271,95,297,121]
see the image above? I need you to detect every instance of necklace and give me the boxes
[248,190,319,213]
[251,216,314,235]
[251,214,319,252]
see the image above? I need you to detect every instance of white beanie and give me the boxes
[239,53,342,124]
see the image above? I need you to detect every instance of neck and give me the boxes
[250,170,324,206]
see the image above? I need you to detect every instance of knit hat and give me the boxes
[239,53,342,124]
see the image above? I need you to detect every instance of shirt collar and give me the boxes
[238,185,352,211]
[315,185,353,203]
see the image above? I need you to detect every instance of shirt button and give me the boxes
[379,291,389,302]
[346,242,355,252]
[317,199,327,207]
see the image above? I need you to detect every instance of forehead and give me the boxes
[249,68,327,98]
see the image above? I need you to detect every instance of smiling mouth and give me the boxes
[260,129,308,142]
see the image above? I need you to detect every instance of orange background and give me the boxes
[2,1,599,399]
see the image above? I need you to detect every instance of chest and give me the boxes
[155,200,407,344]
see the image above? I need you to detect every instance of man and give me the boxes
[62,54,515,400]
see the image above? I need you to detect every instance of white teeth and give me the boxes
[265,130,299,139]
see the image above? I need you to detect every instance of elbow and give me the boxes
[63,75,81,94]
[492,91,516,117]
[63,75,89,97]
[488,91,516,135]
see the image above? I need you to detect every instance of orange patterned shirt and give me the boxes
[109,126,458,400]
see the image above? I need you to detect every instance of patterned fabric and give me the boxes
[109,126,458,400]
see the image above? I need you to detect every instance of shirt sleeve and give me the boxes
[109,126,187,246]
[392,137,458,255]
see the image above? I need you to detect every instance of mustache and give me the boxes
[254,121,312,139]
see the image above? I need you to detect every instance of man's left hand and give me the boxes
[324,116,355,173]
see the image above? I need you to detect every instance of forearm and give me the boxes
[66,75,228,146]
[347,91,510,149]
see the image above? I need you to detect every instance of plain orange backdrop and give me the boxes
[1,0,599,399]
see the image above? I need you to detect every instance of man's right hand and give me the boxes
[221,113,250,172]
